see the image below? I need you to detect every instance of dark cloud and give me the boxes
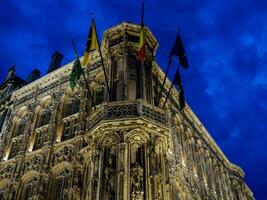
[0,0,266,198]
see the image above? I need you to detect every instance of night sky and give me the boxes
[0,0,266,198]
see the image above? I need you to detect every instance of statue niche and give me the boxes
[130,144,145,200]
[101,145,117,200]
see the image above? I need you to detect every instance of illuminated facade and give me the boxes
[0,23,253,199]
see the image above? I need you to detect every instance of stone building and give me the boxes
[0,23,253,199]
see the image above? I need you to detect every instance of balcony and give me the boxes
[86,100,170,131]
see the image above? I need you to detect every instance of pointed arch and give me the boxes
[125,128,150,145]
[20,170,40,184]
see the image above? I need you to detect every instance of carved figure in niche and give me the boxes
[131,164,143,192]
[104,148,116,200]
[149,145,157,175]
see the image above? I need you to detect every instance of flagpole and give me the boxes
[139,0,147,100]
[162,81,173,109]
[72,39,96,110]
[162,65,185,110]
[98,47,111,96]
[156,58,172,105]
[91,15,111,98]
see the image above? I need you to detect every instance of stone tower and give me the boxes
[0,23,253,200]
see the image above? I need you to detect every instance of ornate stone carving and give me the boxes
[53,145,74,165]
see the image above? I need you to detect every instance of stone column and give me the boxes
[123,33,128,101]
[207,154,216,198]
[83,153,95,200]
[95,149,103,200]
[117,142,128,200]
[214,163,223,199]
[144,144,151,200]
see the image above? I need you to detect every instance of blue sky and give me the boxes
[0,0,266,198]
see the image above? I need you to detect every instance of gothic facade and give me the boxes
[0,23,253,200]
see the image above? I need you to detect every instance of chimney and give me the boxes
[5,66,16,81]
[27,69,41,83]
[47,51,64,73]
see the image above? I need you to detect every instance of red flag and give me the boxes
[138,1,146,61]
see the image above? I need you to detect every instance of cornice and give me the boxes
[152,60,245,177]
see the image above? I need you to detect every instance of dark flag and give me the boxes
[69,59,83,90]
[173,68,182,86]
[169,33,189,69]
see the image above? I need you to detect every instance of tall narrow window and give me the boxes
[62,119,78,141]
[33,131,45,150]
[9,140,19,159]
[128,56,138,100]
[13,120,25,138]
[95,86,104,106]
[20,176,41,200]
[111,60,117,101]
[64,98,80,117]
[38,109,51,127]
[50,169,71,200]
[22,184,32,200]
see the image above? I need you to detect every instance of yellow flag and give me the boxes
[83,18,99,65]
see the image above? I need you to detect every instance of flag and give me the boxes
[69,59,83,90]
[173,68,182,86]
[83,18,100,66]
[169,33,189,69]
[138,1,146,61]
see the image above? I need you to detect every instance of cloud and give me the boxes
[0,0,266,198]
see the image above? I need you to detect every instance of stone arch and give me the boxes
[125,128,150,145]
[48,161,75,200]
[18,170,48,200]
[0,178,17,200]
[0,178,10,190]
[20,170,40,184]
[94,72,105,86]
[33,96,53,124]
[51,161,73,176]
[98,131,120,147]
[56,91,82,142]
[29,96,53,151]
[10,106,28,137]
[59,91,80,120]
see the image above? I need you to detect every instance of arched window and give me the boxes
[61,119,78,141]
[50,169,71,200]
[61,98,80,142]
[128,56,139,100]
[32,109,51,150]
[95,86,105,106]
[13,119,26,138]
[38,109,51,127]
[64,98,80,117]
[33,130,45,150]
[9,140,20,159]
[0,180,16,200]
[20,176,42,200]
